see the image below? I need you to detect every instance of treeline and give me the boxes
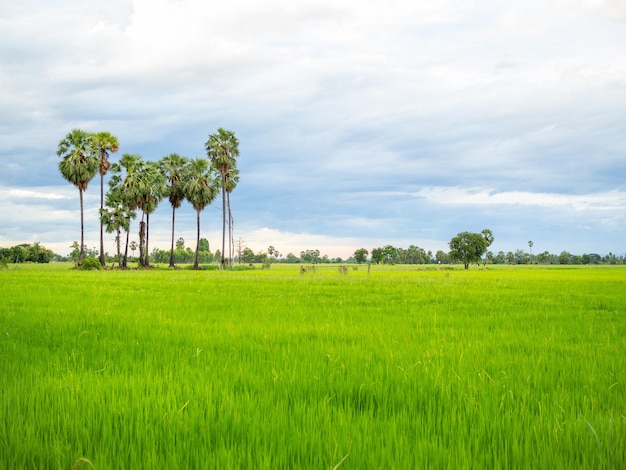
[0,243,56,265]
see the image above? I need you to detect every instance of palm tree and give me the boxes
[136,162,166,268]
[183,158,218,270]
[108,154,143,267]
[205,128,240,269]
[93,132,120,266]
[100,189,135,268]
[57,129,99,267]
[159,154,190,267]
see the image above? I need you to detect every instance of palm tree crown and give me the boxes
[57,129,99,266]
[57,129,99,191]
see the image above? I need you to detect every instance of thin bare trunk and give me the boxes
[99,173,105,266]
[123,229,130,268]
[194,210,201,270]
[221,179,226,269]
[115,228,122,267]
[79,188,85,267]
[145,213,150,268]
[139,215,146,268]
[169,206,176,267]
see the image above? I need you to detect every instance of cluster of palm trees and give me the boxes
[57,128,240,269]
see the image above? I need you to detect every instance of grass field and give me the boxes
[1,263,625,468]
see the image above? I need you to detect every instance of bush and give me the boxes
[81,258,102,271]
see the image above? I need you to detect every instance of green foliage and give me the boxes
[449,229,493,269]
[1,265,624,468]
[80,257,101,270]
[354,247,368,264]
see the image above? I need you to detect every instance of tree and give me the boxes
[159,154,190,267]
[136,161,166,268]
[205,128,240,269]
[354,248,368,264]
[100,189,134,268]
[448,230,493,269]
[184,158,218,269]
[57,129,99,267]
[371,247,384,265]
[93,132,120,266]
[108,154,143,267]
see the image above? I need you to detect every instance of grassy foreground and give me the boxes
[1,263,625,468]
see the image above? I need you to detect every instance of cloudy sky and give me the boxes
[1,0,625,259]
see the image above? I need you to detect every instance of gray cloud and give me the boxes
[1,0,625,257]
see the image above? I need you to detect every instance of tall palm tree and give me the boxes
[159,154,190,267]
[93,131,120,266]
[205,128,239,269]
[57,129,99,267]
[183,158,218,270]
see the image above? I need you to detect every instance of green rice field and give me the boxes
[1,263,625,468]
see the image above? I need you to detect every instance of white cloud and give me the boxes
[414,187,626,212]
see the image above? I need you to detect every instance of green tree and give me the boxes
[205,128,240,269]
[93,132,120,266]
[449,230,492,269]
[137,161,166,268]
[108,154,143,267]
[354,248,368,264]
[371,247,384,265]
[159,154,190,268]
[100,189,135,268]
[184,158,218,269]
[175,237,185,250]
[559,251,571,265]
[57,129,100,267]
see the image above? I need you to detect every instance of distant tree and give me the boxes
[159,153,190,268]
[435,250,448,264]
[371,247,384,265]
[241,247,255,263]
[354,248,368,264]
[129,240,138,258]
[184,158,218,269]
[284,252,299,263]
[559,251,571,265]
[528,240,534,256]
[300,249,321,264]
[449,230,492,269]
[57,129,99,267]
[93,131,120,266]
[537,251,550,265]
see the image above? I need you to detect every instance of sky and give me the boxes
[1,0,625,259]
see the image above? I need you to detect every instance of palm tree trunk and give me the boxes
[194,210,200,270]
[139,215,146,268]
[228,192,234,268]
[145,213,150,268]
[221,180,226,269]
[116,228,122,267]
[99,173,105,267]
[169,207,176,267]
[123,229,130,268]
[79,188,85,267]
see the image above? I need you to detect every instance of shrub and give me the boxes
[81,257,101,271]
